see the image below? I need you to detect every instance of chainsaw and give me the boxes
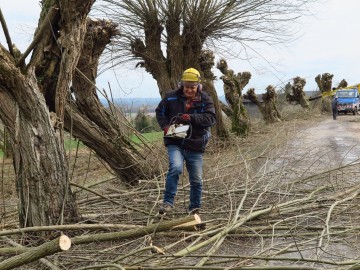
[165,123,190,138]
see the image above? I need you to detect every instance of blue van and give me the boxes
[336,88,360,115]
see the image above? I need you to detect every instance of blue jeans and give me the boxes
[163,145,203,211]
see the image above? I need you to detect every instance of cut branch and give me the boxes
[0,8,15,58]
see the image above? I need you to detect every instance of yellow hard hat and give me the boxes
[181,68,201,82]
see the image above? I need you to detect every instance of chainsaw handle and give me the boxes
[164,115,192,139]
[168,114,181,125]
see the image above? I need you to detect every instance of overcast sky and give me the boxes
[1,0,359,98]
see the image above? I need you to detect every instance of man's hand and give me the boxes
[180,114,191,122]
[163,126,169,136]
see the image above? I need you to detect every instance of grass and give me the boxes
[131,131,163,144]
[65,138,84,151]
[64,131,163,149]
[0,132,162,157]
[0,139,84,157]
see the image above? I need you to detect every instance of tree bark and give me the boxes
[245,88,265,115]
[0,237,64,270]
[27,1,154,185]
[64,103,149,184]
[0,47,78,228]
[70,18,152,184]
[217,59,250,136]
[262,86,282,123]
[199,50,229,138]
[245,87,282,124]
[285,77,310,109]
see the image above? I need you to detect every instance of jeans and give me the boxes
[163,145,203,211]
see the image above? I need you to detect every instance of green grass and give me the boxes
[65,132,162,149]
[131,131,163,144]
[0,139,82,158]
[0,140,83,158]
[65,139,84,151]
[0,133,161,157]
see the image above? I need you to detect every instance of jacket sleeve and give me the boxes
[190,93,216,128]
[155,98,170,130]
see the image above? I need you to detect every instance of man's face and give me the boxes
[183,82,198,99]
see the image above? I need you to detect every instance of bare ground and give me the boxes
[2,111,360,269]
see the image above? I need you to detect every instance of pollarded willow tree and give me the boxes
[336,79,348,89]
[217,59,251,136]
[285,77,310,109]
[315,73,334,94]
[315,72,334,112]
[97,0,319,138]
[0,0,156,228]
[0,1,89,228]
[199,50,229,138]
[245,86,282,124]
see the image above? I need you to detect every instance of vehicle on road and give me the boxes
[336,86,360,115]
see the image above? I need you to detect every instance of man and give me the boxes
[331,96,338,120]
[155,68,216,215]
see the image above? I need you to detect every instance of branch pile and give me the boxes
[2,121,360,269]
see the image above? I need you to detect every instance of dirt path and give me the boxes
[302,114,360,157]
[242,115,360,265]
[285,114,360,175]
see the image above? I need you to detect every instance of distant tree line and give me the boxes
[132,108,161,133]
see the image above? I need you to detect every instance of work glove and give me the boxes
[163,126,169,136]
[179,114,191,123]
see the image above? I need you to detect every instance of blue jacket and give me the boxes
[156,88,216,152]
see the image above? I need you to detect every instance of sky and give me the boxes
[1,0,359,99]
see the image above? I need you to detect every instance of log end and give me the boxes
[193,213,201,223]
[59,234,71,251]
[173,214,202,229]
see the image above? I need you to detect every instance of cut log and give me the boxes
[173,214,201,228]
[59,234,71,251]
[0,223,141,237]
[0,236,60,270]
[0,237,63,270]
[0,215,199,269]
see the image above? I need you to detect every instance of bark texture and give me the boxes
[0,46,78,228]
[0,0,159,232]
[70,18,152,183]
[30,2,153,185]
[199,50,229,138]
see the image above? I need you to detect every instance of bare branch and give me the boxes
[0,8,14,58]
